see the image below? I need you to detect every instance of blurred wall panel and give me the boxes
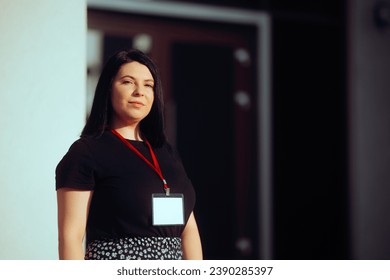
[348,0,390,259]
[0,0,86,259]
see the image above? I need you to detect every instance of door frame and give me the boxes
[87,0,273,259]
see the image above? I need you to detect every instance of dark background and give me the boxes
[89,0,390,260]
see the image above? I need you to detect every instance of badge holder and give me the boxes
[152,193,185,226]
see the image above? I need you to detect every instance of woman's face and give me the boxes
[111,61,154,126]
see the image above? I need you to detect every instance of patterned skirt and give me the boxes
[84,236,183,260]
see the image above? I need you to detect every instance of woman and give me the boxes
[56,49,202,260]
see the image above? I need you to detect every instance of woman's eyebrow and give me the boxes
[119,75,154,82]
[119,75,135,80]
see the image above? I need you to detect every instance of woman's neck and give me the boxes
[111,121,143,141]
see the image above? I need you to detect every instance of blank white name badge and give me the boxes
[152,193,185,226]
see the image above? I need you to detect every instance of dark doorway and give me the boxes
[172,43,236,259]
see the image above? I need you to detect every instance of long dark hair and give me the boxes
[81,49,166,147]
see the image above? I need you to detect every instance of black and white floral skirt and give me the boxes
[84,237,183,260]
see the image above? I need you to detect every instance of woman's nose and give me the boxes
[132,86,144,96]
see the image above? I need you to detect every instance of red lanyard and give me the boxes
[111,129,170,195]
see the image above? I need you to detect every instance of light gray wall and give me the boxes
[0,0,86,259]
[348,0,390,259]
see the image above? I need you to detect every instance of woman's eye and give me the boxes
[145,84,154,88]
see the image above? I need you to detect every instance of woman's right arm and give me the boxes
[57,188,94,260]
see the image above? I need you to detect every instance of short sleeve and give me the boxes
[55,139,96,190]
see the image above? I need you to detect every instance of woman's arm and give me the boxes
[57,188,93,260]
[181,212,203,260]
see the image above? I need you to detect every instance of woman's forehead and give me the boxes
[116,61,154,81]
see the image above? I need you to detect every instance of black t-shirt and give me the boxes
[56,131,196,243]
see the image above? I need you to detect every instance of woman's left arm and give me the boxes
[181,212,203,260]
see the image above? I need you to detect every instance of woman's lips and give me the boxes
[128,101,145,107]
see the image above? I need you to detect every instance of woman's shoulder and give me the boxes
[67,136,95,152]
[62,132,109,158]
[76,131,116,147]
[60,137,93,162]
[159,141,183,161]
